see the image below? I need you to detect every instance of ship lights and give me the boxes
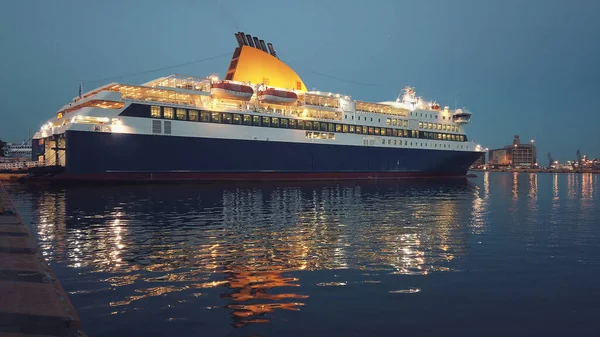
[41,122,53,131]
[71,116,110,124]
[110,118,130,133]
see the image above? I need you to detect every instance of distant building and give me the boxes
[471,152,486,169]
[488,135,537,168]
[489,148,510,167]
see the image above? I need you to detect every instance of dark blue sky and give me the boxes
[1,0,598,161]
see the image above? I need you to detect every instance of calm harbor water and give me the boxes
[5,172,600,337]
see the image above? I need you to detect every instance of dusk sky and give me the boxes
[1,0,598,161]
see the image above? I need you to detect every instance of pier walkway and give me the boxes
[0,182,84,337]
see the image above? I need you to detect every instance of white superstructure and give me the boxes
[33,79,479,155]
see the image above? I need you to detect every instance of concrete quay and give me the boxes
[0,182,84,337]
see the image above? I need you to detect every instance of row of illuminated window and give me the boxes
[418,121,459,132]
[121,87,197,106]
[303,94,341,108]
[421,131,464,141]
[306,132,336,140]
[124,105,468,142]
[386,118,410,128]
[58,100,125,117]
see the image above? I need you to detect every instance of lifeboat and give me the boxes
[257,88,298,105]
[210,81,254,101]
[431,102,440,110]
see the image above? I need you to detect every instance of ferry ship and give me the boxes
[3,141,32,159]
[31,32,484,181]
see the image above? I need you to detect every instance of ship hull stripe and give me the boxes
[50,171,469,182]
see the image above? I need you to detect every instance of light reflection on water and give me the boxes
[41,183,477,274]
[15,181,477,320]
[5,173,600,337]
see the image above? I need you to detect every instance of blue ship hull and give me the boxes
[39,130,481,181]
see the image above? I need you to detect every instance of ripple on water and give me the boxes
[388,288,421,294]
[3,175,599,336]
[316,282,347,287]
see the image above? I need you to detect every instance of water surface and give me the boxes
[6,172,600,337]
